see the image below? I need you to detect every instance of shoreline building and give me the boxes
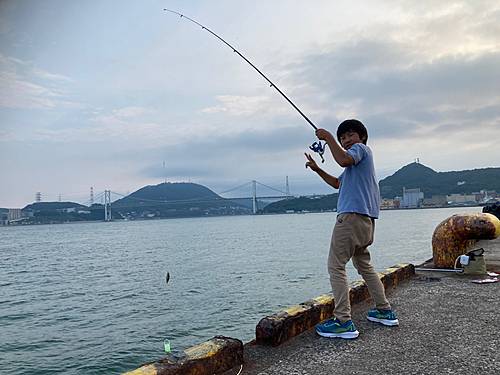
[422,195,447,208]
[400,188,424,209]
[446,193,476,205]
[8,208,22,222]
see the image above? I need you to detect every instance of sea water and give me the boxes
[0,207,479,374]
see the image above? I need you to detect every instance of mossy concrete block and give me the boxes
[256,264,415,347]
[122,336,243,375]
[255,292,335,346]
[379,263,416,288]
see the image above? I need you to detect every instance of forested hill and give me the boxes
[23,201,88,211]
[114,182,220,205]
[112,182,249,218]
[379,163,500,199]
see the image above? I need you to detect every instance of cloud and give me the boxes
[113,107,157,118]
[139,125,316,180]
[0,53,75,110]
[287,38,500,141]
[31,67,73,82]
[200,94,299,119]
[0,71,55,109]
[2,0,500,208]
[201,95,269,116]
[29,112,164,144]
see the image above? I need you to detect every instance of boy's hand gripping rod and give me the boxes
[164,9,326,162]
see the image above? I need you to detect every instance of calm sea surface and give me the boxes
[0,207,479,374]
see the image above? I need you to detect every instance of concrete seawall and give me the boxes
[122,336,243,375]
[255,263,414,347]
[123,264,415,375]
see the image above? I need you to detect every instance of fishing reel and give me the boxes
[309,141,325,163]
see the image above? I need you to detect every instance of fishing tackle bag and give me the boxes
[463,248,486,275]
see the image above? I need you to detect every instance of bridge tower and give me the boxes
[104,190,112,221]
[252,180,258,214]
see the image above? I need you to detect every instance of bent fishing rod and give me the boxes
[163,8,325,162]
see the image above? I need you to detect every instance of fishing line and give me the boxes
[163,8,326,162]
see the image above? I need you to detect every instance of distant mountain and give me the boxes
[23,201,88,211]
[116,182,272,209]
[379,162,500,199]
[263,193,339,213]
[19,201,104,223]
[115,182,220,204]
[112,182,251,218]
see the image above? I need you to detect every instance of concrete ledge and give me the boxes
[255,263,415,347]
[122,336,243,375]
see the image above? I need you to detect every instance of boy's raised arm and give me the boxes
[304,153,341,189]
[315,129,354,168]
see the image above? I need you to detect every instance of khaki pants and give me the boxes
[328,213,391,322]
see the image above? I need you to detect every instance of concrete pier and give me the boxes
[228,236,500,375]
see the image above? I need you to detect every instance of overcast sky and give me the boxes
[1,0,499,208]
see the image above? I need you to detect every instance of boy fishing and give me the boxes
[305,119,398,339]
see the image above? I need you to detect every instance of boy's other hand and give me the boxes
[305,153,320,172]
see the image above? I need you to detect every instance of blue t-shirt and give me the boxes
[337,143,380,219]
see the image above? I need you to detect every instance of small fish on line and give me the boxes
[166,271,170,285]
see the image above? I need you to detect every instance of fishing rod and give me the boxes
[163,8,326,162]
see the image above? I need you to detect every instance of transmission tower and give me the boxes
[36,192,41,202]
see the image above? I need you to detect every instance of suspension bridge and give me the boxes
[85,180,294,220]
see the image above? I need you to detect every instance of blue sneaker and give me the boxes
[316,318,359,339]
[366,308,399,326]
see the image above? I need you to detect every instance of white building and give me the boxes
[8,208,22,221]
[400,188,424,208]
